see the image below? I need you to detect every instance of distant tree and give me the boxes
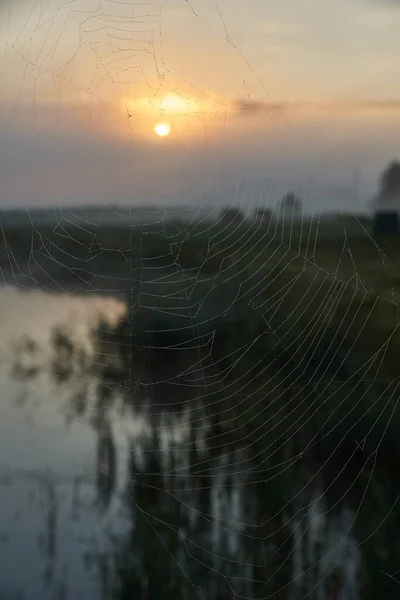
[254,208,272,224]
[372,160,400,213]
[219,207,244,225]
[380,160,400,195]
[279,192,302,220]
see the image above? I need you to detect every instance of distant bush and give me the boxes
[218,207,245,225]
[254,207,272,224]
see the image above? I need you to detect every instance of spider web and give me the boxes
[1,1,400,600]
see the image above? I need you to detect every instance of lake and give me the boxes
[0,287,130,599]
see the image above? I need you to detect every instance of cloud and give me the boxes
[231,98,287,114]
[230,97,400,116]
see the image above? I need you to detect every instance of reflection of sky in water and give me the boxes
[0,287,125,351]
[0,287,128,600]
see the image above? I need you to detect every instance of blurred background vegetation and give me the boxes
[3,181,400,597]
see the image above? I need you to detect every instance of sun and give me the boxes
[154,122,171,137]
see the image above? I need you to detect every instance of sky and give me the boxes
[0,0,400,212]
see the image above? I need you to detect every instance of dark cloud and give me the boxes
[232,98,400,115]
[232,98,287,114]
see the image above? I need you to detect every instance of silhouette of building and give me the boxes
[373,211,399,236]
